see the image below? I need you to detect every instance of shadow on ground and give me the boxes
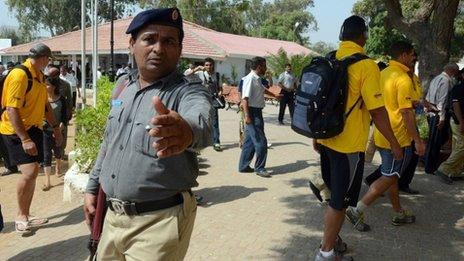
[8,235,89,261]
[269,172,464,260]
[2,206,83,234]
[195,185,267,207]
[268,160,318,175]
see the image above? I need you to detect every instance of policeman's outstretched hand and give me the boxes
[149,96,193,158]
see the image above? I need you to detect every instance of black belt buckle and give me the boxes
[108,198,137,215]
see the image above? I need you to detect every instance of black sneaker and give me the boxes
[239,166,254,173]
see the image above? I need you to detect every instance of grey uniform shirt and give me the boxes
[85,70,213,202]
[425,72,454,121]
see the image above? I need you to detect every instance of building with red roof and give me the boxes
[0,17,317,83]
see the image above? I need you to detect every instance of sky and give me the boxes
[0,0,357,45]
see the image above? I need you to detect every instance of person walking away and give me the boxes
[83,8,213,260]
[314,16,402,261]
[196,57,223,151]
[42,76,68,191]
[277,63,296,125]
[435,75,464,184]
[1,43,63,234]
[48,66,72,154]
[424,63,460,174]
[346,41,426,232]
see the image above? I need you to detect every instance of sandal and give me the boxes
[28,216,49,227]
[42,184,51,191]
[15,220,32,234]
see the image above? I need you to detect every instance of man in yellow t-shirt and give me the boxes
[314,16,402,261]
[346,41,426,233]
[1,43,63,234]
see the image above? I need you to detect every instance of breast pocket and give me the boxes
[133,121,158,158]
[106,106,124,137]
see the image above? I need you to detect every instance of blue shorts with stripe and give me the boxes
[378,145,413,177]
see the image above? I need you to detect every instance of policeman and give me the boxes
[83,8,213,260]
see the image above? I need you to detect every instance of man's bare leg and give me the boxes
[388,178,402,212]
[321,207,345,251]
[17,163,39,221]
[361,176,396,206]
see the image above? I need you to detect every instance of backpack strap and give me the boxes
[342,52,370,118]
[14,65,33,95]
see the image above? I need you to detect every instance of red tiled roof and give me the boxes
[0,18,315,59]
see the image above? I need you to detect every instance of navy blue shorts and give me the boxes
[378,145,413,177]
[320,145,365,211]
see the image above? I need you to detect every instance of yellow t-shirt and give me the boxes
[374,60,414,149]
[0,59,47,135]
[318,41,384,153]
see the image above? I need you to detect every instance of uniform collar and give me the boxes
[389,60,410,72]
[133,69,181,90]
[339,41,365,54]
[23,58,41,79]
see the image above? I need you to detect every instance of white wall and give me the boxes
[216,57,247,85]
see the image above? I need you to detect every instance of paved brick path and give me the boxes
[0,105,463,260]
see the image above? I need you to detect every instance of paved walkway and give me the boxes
[0,105,463,260]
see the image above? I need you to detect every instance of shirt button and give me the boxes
[111,174,115,179]
[119,145,123,150]
[127,118,132,123]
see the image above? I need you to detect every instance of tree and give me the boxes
[250,0,317,45]
[0,26,26,46]
[6,0,139,40]
[385,0,460,80]
[310,41,336,56]
[353,0,462,81]
[143,0,317,44]
[267,48,312,79]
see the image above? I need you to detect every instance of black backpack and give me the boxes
[0,65,33,116]
[291,51,368,139]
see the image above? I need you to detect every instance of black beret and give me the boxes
[126,7,184,39]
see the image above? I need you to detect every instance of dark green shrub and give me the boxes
[75,76,114,173]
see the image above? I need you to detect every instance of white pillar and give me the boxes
[81,0,87,108]
[92,0,98,107]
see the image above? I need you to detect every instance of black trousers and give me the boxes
[424,114,450,174]
[278,91,294,122]
[0,134,17,171]
[364,142,419,189]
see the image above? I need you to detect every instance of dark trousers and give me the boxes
[239,107,268,172]
[72,91,77,109]
[278,91,294,122]
[0,134,17,171]
[365,142,418,189]
[212,108,220,144]
[424,114,450,174]
[43,129,64,167]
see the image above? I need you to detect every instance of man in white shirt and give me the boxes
[277,63,297,124]
[60,65,79,109]
[424,63,459,174]
[116,64,126,77]
[238,56,280,178]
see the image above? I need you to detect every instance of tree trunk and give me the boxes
[384,0,459,84]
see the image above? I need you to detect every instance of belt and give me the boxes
[108,193,184,216]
